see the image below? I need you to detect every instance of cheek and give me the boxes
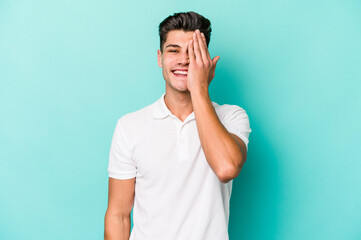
[163,58,172,66]
[164,55,175,65]
[163,62,172,72]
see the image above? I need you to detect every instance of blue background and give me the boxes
[1,0,360,239]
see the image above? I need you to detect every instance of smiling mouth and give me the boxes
[172,70,188,77]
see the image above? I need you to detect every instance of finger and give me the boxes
[196,30,209,64]
[193,31,202,63]
[201,32,211,61]
[188,40,195,63]
[212,56,220,66]
[211,56,220,80]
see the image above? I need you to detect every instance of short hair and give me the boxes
[158,11,212,52]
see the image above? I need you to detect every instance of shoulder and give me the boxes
[211,101,249,121]
[112,101,157,148]
[212,101,252,149]
[119,103,153,125]
[117,102,154,134]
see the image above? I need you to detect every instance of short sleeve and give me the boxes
[221,105,252,151]
[107,119,137,179]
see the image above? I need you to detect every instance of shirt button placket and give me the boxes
[178,123,188,162]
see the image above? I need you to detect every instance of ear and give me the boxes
[157,49,162,68]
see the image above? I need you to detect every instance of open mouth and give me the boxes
[172,70,188,77]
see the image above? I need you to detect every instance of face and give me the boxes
[157,30,194,93]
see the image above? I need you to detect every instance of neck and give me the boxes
[164,87,194,122]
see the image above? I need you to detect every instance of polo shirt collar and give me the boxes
[152,93,195,121]
[152,93,171,119]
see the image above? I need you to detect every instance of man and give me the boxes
[104,11,251,240]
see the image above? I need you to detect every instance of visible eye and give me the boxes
[169,50,178,53]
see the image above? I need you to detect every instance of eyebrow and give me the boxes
[165,44,181,49]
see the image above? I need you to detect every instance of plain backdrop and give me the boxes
[1,0,360,239]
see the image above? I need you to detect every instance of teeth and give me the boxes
[173,70,187,75]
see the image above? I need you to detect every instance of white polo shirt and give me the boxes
[108,93,251,240]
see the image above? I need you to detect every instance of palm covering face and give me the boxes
[186,29,220,93]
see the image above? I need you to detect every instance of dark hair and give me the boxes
[158,11,212,52]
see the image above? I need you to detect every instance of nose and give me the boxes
[178,51,189,65]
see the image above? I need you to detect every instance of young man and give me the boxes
[104,11,251,240]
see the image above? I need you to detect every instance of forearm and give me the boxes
[104,213,131,240]
[191,89,243,181]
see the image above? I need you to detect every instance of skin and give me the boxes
[104,28,248,240]
[104,177,134,240]
[157,29,247,183]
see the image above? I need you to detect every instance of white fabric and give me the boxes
[108,93,251,240]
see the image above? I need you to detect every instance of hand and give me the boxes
[187,29,220,93]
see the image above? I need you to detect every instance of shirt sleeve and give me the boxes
[221,105,252,151]
[107,119,137,179]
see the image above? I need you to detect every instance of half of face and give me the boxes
[157,30,194,92]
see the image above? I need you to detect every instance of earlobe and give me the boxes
[157,49,162,68]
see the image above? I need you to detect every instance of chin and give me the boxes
[178,88,189,93]
[174,83,189,92]
[166,80,187,92]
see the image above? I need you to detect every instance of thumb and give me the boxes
[212,56,220,65]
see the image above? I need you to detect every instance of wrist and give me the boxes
[190,87,210,103]
[190,85,209,97]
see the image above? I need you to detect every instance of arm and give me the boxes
[191,91,247,183]
[187,30,247,183]
[104,177,135,240]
